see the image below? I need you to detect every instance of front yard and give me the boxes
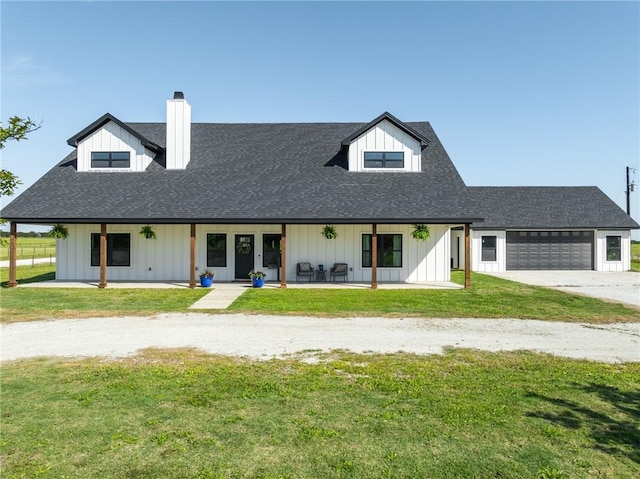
[2,349,638,479]
[1,266,638,324]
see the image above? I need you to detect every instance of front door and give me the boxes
[235,235,254,280]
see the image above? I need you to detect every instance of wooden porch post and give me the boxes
[99,223,107,288]
[371,223,378,290]
[280,223,287,288]
[8,222,18,288]
[189,224,196,289]
[464,223,471,289]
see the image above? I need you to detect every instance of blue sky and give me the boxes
[2,1,639,233]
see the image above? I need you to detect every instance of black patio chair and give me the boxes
[329,263,348,282]
[296,262,315,282]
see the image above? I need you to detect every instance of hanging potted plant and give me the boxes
[199,269,214,287]
[411,224,430,241]
[48,224,69,239]
[321,225,338,240]
[139,225,157,239]
[248,269,266,288]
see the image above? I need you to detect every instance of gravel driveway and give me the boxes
[2,313,638,363]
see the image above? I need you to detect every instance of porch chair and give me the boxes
[296,262,315,282]
[329,263,348,282]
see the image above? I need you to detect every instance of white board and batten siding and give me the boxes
[286,224,451,283]
[347,119,422,172]
[471,230,506,273]
[56,224,453,283]
[595,230,632,272]
[57,224,191,281]
[76,121,155,172]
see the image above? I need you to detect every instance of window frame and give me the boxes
[363,151,405,169]
[362,233,403,268]
[90,233,131,267]
[262,234,281,268]
[605,235,622,262]
[206,233,227,268]
[481,235,497,262]
[91,151,131,168]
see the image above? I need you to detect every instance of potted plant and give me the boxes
[48,223,69,239]
[248,269,266,288]
[322,225,338,239]
[411,224,430,242]
[199,269,214,287]
[139,225,157,239]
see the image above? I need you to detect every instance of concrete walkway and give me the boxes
[190,283,250,309]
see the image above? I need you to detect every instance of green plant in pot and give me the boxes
[48,224,69,239]
[139,225,157,239]
[248,269,266,288]
[199,269,214,287]
[322,225,338,239]
[411,224,430,241]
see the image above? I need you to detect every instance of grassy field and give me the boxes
[632,242,640,272]
[0,264,209,322]
[2,266,639,323]
[1,349,638,479]
[0,236,56,260]
[229,271,640,324]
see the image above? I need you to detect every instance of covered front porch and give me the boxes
[6,221,472,290]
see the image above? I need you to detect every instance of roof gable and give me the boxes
[66,113,162,153]
[341,112,431,149]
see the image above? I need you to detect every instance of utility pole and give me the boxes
[628,167,631,215]
[627,166,637,216]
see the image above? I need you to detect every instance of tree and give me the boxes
[1,116,41,198]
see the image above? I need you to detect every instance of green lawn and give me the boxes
[2,266,639,323]
[1,349,638,478]
[228,271,640,324]
[0,236,56,260]
[632,242,640,272]
[0,265,209,323]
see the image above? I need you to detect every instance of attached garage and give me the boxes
[506,231,594,270]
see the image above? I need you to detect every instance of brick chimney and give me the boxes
[166,91,191,169]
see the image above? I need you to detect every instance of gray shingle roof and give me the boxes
[469,186,639,229]
[1,118,479,224]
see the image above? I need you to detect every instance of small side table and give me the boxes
[315,270,327,282]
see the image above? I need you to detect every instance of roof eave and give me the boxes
[66,113,163,153]
[340,111,431,149]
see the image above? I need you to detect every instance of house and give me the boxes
[2,92,637,288]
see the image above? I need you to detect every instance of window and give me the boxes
[481,236,497,262]
[91,151,131,168]
[207,234,227,267]
[362,234,402,267]
[606,236,621,261]
[90,233,130,267]
[364,152,404,169]
[263,234,281,268]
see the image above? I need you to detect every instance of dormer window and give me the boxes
[91,152,130,168]
[364,151,404,169]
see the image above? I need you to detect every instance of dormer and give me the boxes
[67,113,162,172]
[341,112,430,172]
